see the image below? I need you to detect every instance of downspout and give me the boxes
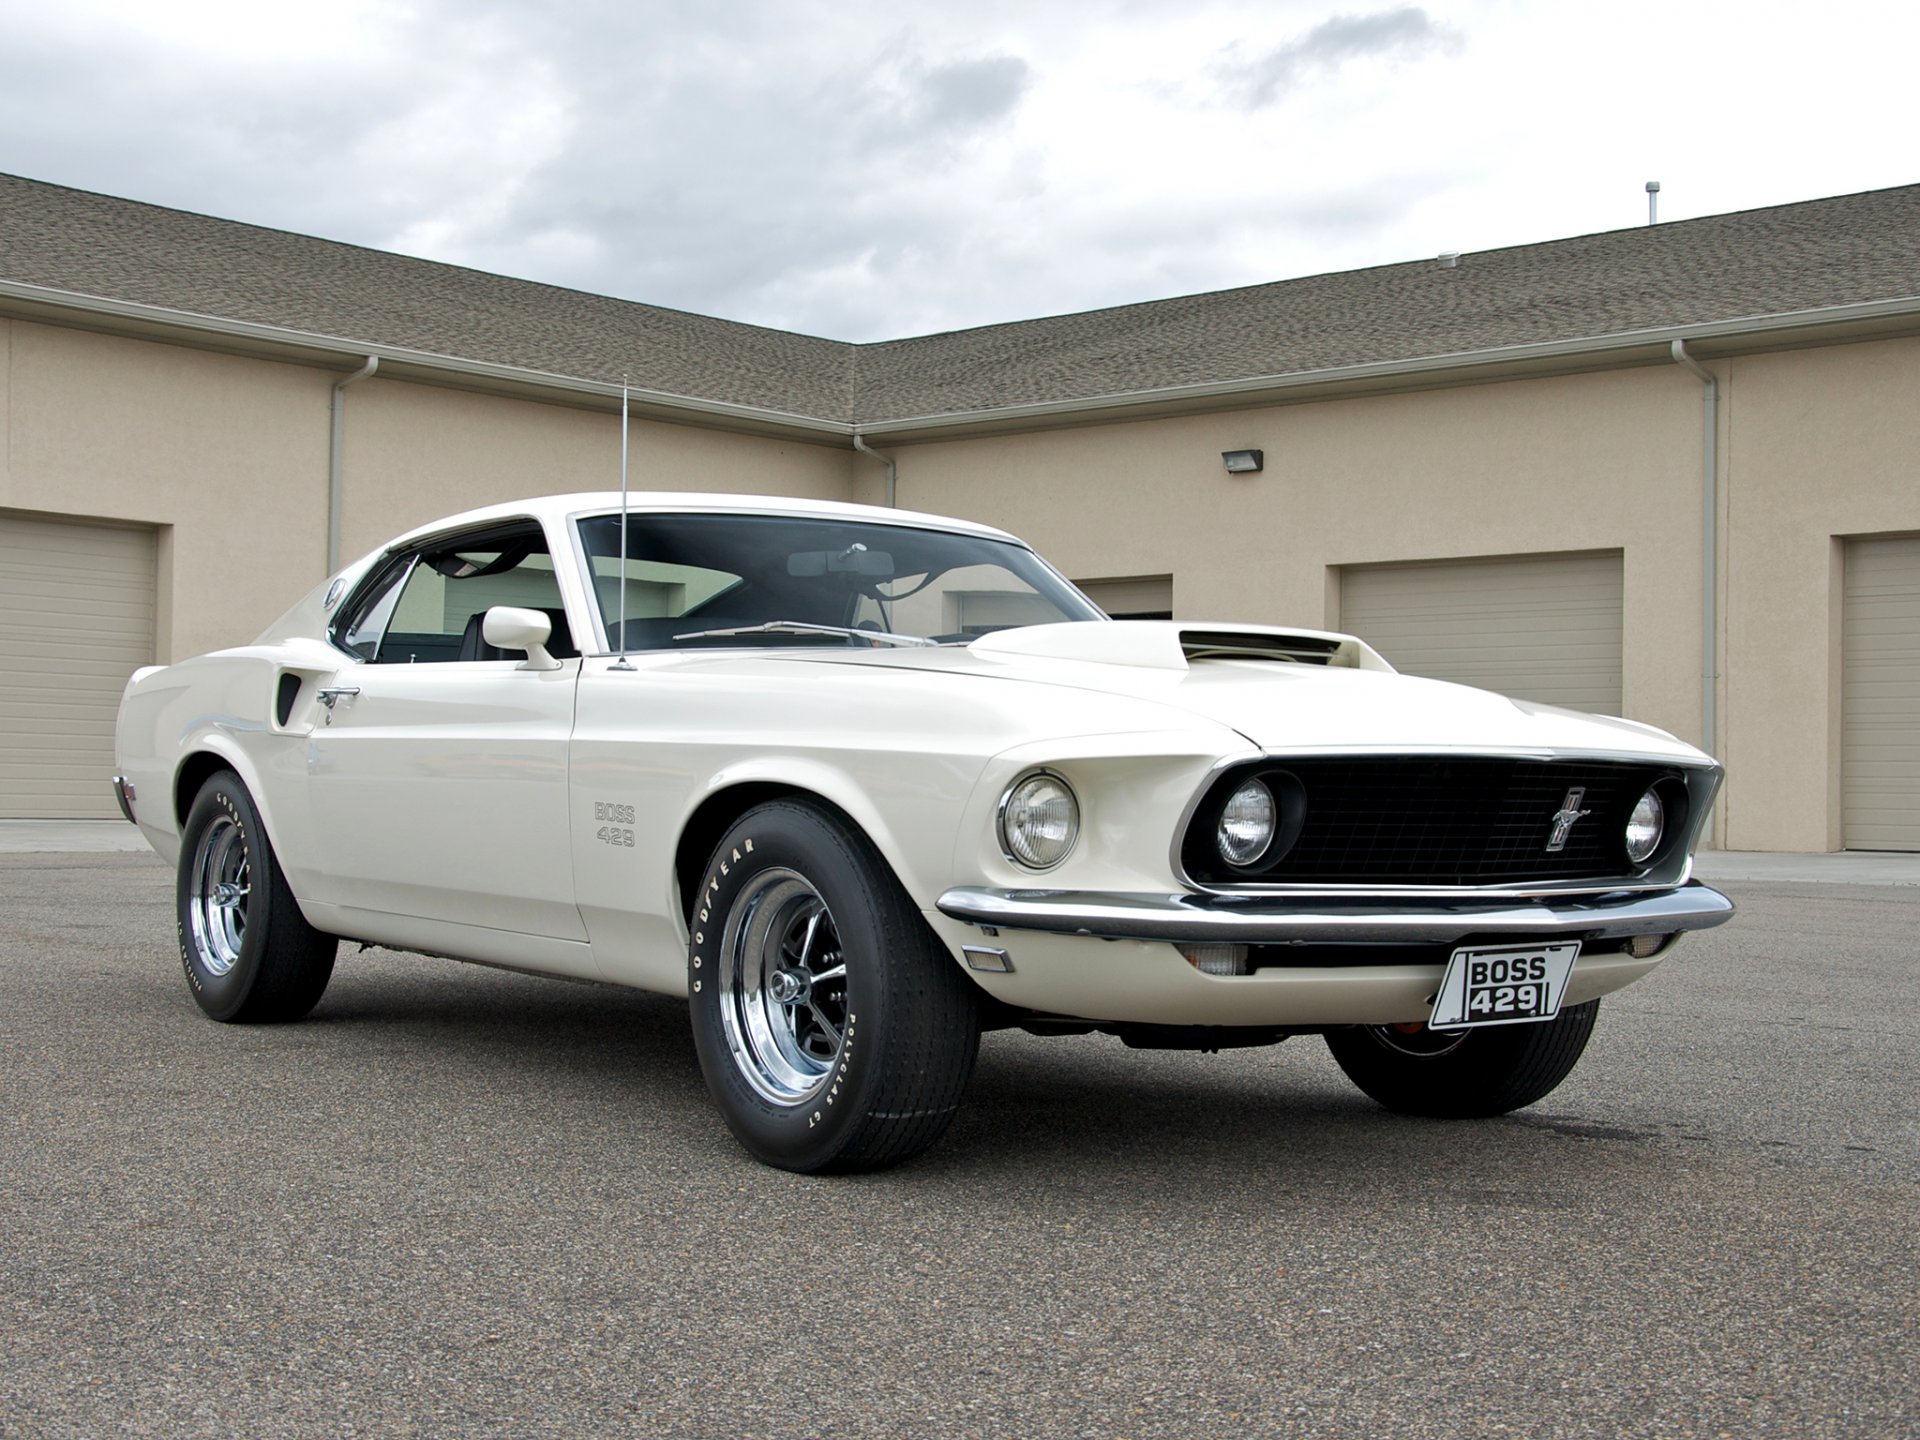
[852,430,897,508]
[1671,340,1720,836]
[328,356,380,572]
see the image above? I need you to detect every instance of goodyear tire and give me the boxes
[1324,1000,1600,1118]
[176,771,336,1023]
[688,800,980,1172]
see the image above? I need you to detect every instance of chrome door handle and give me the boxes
[316,686,361,711]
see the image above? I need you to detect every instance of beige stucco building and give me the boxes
[2,174,1916,850]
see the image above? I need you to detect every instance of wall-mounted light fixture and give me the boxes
[1221,449,1264,475]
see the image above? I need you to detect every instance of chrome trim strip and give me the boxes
[936,882,1735,946]
[1168,876,1682,900]
[110,776,137,826]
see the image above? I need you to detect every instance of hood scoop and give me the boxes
[968,621,1394,672]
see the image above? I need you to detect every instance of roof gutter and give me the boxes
[856,294,1920,440]
[5,276,1920,450]
[0,278,850,442]
[328,356,378,573]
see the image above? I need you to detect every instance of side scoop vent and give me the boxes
[275,672,303,726]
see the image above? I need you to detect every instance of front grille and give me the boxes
[1182,757,1676,887]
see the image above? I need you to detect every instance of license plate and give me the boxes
[1429,942,1579,1029]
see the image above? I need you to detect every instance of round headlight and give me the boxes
[1217,778,1277,867]
[999,772,1079,870]
[1625,787,1665,865]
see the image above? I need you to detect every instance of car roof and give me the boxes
[387,491,1024,552]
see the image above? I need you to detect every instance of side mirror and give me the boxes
[482,606,562,671]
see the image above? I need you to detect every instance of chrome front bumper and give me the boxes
[935,882,1735,946]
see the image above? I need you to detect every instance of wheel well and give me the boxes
[173,753,234,826]
[674,783,865,924]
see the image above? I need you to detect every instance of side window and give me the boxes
[334,556,414,661]
[331,527,575,663]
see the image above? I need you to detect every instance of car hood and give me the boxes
[792,621,1711,764]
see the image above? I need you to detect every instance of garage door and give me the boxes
[1077,575,1173,620]
[0,513,157,818]
[1843,534,1920,851]
[1340,551,1624,714]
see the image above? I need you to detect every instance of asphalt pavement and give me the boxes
[1,846,1914,1439]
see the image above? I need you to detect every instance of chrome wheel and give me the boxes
[1327,1002,1600,1118]
[716,868,849,1105]
[688,800,981,1170]
[187,814,250,978]
[1366,1021,1470,1058]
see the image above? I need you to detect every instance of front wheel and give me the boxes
[176,771,336,1023]
[688,800,980,1173]
[1324,1001,1600,1118]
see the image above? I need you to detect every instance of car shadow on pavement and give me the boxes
[918,1027,1679,1207]
[207,947,1662,1192]
[297,948,701,1072]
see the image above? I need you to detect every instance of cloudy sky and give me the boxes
[0,0,1912,341]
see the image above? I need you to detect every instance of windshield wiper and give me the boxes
[670,620,939,648]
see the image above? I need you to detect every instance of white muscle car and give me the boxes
[113,492,1732,1171]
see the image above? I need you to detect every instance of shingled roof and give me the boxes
[856,183,1920,424]
[0,173,851,419]
[4,171,1918,436]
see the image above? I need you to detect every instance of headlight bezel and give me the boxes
[1179,764,1310,882]
[996,769,1081,872]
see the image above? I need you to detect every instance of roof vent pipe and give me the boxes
[852,431,898,508]
[1646,180,1661,225]
[1671,339,1719,838]
[1438,252,1460,268]
[328,355,379,572]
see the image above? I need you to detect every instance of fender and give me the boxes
[685,750,989,915]
[170,731,277,850]
[168,717,324,913]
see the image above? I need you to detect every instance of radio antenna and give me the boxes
[610,376,635,670]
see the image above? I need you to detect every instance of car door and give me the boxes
[305,521,587,944]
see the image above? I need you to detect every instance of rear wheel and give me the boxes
[176,771,336,1023]
[1325,1001,1600,1118]
[688,800,980,1172]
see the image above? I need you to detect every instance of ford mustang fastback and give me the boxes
[113,492,1732,1171]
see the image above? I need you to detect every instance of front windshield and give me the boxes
[576,512,1103,651]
